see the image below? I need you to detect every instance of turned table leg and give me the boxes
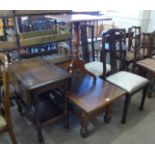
[68,22,96,82]
[80,111,89,138]
[64,81,70,130]
[33,94,44,143]
[104,104,112,124]
[69,22,80,74]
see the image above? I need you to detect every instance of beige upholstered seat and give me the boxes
[107,71,149,94]
[137,59,155,72]
[85,61,111,77]
[0,115,6,129]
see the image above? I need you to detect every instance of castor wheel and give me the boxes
[80,128,89,138]
[104,115,112,124]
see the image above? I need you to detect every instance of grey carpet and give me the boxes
[0,91,155,144]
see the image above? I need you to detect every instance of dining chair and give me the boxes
[102,28,150,124]
[139,33,152,58]
[0,53,17,143]
[118,26,141,72]
[80,24,111,77]
[135,31,155,98]
[128,26,141,50]
[117,26,151,72]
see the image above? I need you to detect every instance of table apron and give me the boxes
[31,78,69,105]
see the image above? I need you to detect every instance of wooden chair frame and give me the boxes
[102,29,149,123]
[0,53,17,144]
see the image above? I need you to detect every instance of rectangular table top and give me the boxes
[45,14,112,23]
[136,58,155,74]
[68,74,125,114]
[9,57,70,91]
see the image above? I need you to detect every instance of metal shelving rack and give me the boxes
[0,10,72,63]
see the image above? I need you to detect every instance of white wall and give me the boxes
[107,10,150,32]
[147,11,155,32]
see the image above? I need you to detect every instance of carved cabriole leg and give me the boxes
[33,93,44,143]
[104,104,112,124]
[80,111,89,138]
[64,81,70,130]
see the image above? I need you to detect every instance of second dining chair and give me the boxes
[80,24,111,77]
[102,28,150,124]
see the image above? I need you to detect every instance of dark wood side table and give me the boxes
[9,57,71,143]
[68,74,125,138]
[136,58,155,97]
[136,58,155,76]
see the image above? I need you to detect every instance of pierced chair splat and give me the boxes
[80,24,111,78]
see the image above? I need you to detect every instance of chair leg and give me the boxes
[14,93,24,116]
[125,62,129,71]
[148,79,154,98]
[121,94,131,124]
[132,63,136,73]
[8,127,17,144]
[139,86,148,110]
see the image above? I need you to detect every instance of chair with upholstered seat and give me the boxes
[135,31,155,98]
[118,26,140,71]
[102,29,150,123]
[116,26,151,72]
[80,24,111,77]
[0,53,17,143]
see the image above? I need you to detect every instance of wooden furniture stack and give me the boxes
[9,57,71,143]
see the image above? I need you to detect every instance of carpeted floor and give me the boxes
[1,90,155,144]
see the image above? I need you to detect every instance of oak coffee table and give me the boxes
[68,73,125,138]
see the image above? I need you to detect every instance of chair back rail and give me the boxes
[101,28,127,75]
[151,31,155,57]
[80,24,95,62]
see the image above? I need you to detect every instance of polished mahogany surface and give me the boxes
[9,57,70,104]
[9,57,70,90]
[68,74,125,114]
[136,58,155,75]
[9,57,71,143]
